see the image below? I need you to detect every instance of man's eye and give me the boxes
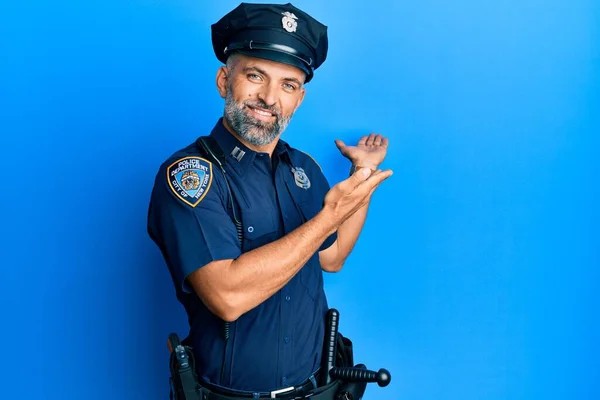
[248,74,262,81]
[283,83,296,91]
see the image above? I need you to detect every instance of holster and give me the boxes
[334,333,367,400]
[336,332,354,368]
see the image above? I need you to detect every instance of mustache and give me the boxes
[243,99,281,118]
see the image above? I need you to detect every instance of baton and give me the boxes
[329,365,391,387]
[322,308,340,386]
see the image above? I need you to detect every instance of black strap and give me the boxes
[197,136,227,168]
[194,135,242,379]
[195,136,243,247]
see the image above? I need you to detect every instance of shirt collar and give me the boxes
[208,118,291,175]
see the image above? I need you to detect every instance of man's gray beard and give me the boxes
[223,86,292,146]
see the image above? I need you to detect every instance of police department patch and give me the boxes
[167,157,213,207]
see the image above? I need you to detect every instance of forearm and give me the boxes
[336,199,371,260]
[223,211,336,318]
[320,198,371,272]
[191,163,390,320]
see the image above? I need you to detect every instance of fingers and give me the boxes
[349,133,389,148]
[338,167,391,194]
[336,167,372,193]
[334,139,345,150]
[366,133,376,146]
[356,169,393,194]
[365,133,385,147]
[349,167,372,187]
[345,166,392,189]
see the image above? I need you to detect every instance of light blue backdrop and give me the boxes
[1,1,598,399]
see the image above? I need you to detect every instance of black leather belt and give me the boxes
[203,372,320,399]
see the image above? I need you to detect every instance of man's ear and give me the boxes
[216,66,228,99]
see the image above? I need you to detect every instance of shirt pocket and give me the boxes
[240,209,279,251]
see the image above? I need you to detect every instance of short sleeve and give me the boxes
[147,156,241,293]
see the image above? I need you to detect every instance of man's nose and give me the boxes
[257,83,278,109]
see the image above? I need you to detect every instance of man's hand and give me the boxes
[187,166,391,321]
[319,167,393,232]
[334,133,389,171]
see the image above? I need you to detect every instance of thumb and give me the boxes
[359,167,372,178]
[349,167,372,187]
[334,139,346,150]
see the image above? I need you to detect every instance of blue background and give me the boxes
[1,0,598,399]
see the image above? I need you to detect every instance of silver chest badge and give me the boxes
[292,167,311,189]
[281,12,298,33]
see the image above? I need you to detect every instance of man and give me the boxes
[147,2,392,398]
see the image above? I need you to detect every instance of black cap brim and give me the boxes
[228,48,312,82]
[221,28,315,82]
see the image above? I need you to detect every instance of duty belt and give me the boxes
[201,371,320,399]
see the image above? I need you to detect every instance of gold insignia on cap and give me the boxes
[281,12,298,33]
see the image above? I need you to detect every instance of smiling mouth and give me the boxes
[246,105,276,121]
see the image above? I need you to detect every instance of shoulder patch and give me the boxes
[166,156,213,207]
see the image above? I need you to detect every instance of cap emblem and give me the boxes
[281,12,298,33]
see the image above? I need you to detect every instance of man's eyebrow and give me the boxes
[243,66,268,76]
[243,66,303,86]
[282,77,303,86]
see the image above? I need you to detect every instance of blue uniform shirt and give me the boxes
[147,119,337,392]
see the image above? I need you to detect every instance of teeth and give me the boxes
[252,108,272,117]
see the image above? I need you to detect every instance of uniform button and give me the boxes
[284,337,290,344]
[247,226,254,233]
[285,295,291,301]
[282,376,287,383]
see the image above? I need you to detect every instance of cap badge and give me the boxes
[281,12,298,33]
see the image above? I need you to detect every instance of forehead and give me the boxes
[233,54,306,81]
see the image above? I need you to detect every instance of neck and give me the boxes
[221,118,279,157]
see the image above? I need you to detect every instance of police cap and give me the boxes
[211,2,328,83]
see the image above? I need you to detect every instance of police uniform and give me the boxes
[147,3,336,396]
